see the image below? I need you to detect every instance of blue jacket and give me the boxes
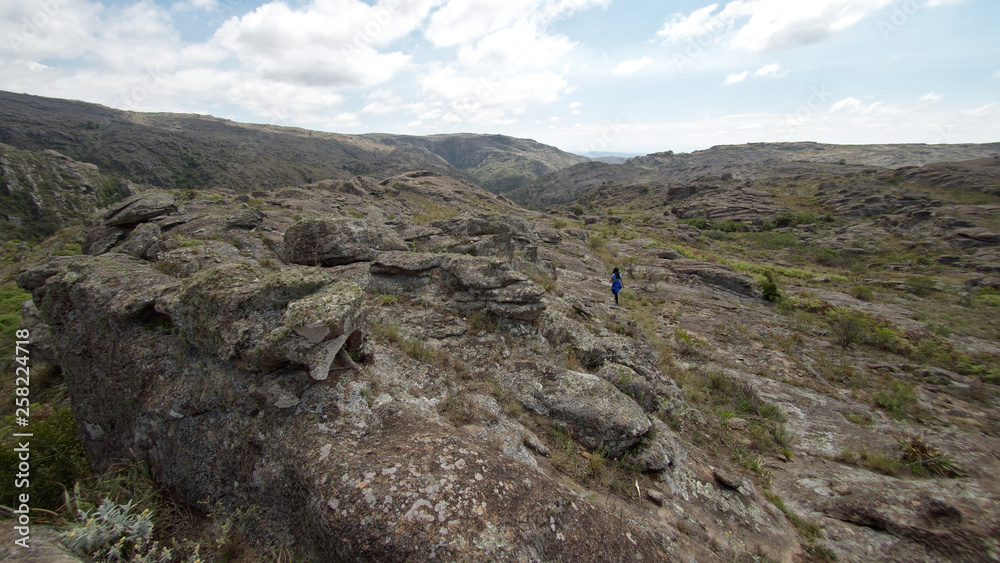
[611,273,623,293]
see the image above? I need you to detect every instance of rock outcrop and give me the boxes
[283,217,408,266]
[370,251,546,321]
[667,258,758,297]
[17,173,813,561]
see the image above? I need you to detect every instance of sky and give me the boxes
[1,0,998,155]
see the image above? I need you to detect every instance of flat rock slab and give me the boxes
[283,217,407,266]
[504,361,651,456]
[104,191,177,226]
[669,258,757,297]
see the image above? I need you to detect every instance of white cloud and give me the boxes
[209,0,432,89]
[919,92,942,103]
[613,57,654,76]
[657,2,755,43]
[419,65,566,126]
[830,97,863,112]
[0,0,103,61]
[724,63,784,84]
[457,21,575,70]
[752,62,786,78]
[569,101,583,114]
[961,103,996,118]
[658,0,902,53]
[426,0,606,47]
[172,0,218,12]
[416,0,606,127]
[724,71,749,84]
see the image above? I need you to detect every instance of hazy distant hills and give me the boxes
[516,141,1000,208]
[0,91,460,191]
[369,133,590,196]
[0,92,591,199]
[2,90,999,239]
[0,91,591,239]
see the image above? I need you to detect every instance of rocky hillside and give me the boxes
[6,149,1000,561]
[0,92,587,228]
[370,133,590,196]
[0,143,130,241]
[515,141,1000,208]
[11,173,796,561]
[0,91,459,193]
[2,95,1000,561]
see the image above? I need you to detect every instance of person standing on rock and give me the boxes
[611,267,623,305]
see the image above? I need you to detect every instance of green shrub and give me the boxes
[0,283,30,360]
[679,217,710,229]
[743,231,798,249]
[710,220,745,233]
[772,212,819,228]
[703,229,732,241]
[873,382,916,420]
[761,272,782,303]
[0,407,90,511]
[906,275,936,297]
[850,285,874,301]
[826,310,869,349]
[62,499,175,562]
[898,436,962,477]
[811,247,843,267]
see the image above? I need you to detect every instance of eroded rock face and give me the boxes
[668,258,758,297]
[283,217,407,266]
[20,254,670,561]
[370,251,546,321]
[502,361,651,456]
[158,261,365,380]
[103,190,177,227]
[22,176,812,562]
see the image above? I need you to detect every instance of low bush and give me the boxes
[0,407,90,511]
[849,285,874,301]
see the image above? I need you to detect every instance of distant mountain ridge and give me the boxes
[0,90,589,197]
[368,132,590,195]
[515,141,1000,208]
[0,91,589,239]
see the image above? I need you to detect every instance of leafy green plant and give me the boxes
[0,407,90,511]
[906,275,936,297]
[872,382,916,420]
[402,338,438,363]
[62,499,175,562]
[371,320,402,343]
[898,436,962,477]
[679,217,710,229]
[710,219,745,233]
[703,229,732,241]
[826,309,868,349]
[0,283,30,361]
[849,285,874,301]
[760,271,782,303]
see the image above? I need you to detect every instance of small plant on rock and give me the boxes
[850,285,874,301]
[62,499,175,562]
[898,435,963,477]
[761,271,782,303]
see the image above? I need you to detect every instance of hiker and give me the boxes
[610,267,623,305]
